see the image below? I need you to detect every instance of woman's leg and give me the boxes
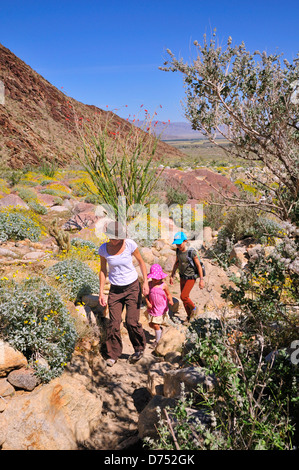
[180,278,196,318]
[106,290,125,361]
[125,280,146,353]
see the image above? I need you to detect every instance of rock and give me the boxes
[37,193,56,207]
[7,368,38,391]
[0,358,103,450]
[63,211,99,230]
[0,340,28,377]
[0,194,29,210]
[22,250,48,260]
[49,205,70,213]
[246,244,264,261]
[75,305,98,326]
[0,247,19,259]
[229,245,248,268]
[152,239,166,251]
[138,395,176,439]
[0,378,15,398]
[203,226,213,247]
[162,254,176,272]
[155,326,186,356]
[140,247,155,264]
[163,366,216,398]
[73,202,96,214]
[164,351,183,366]
[147,362,175,396]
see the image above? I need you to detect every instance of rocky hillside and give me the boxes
[0,44,185,169]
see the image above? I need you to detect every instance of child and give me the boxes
[145,264,174,347]
[170,231,204,323]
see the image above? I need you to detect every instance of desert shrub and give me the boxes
[47,258,99,302]
[15,186,38,203]
[40,162,56,178]
[84,193,103,204]
[222,253,299,349]
[0,277,77,382]
[0,178,10,195]
[0,208,42,241]
[56,238,99,262]
[28,200,48,215]
[220,205,258,241]
[203,198,226,230]
[167,186,189,205]
[40,188,71,199]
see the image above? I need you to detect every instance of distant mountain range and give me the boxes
[130,120,206,141]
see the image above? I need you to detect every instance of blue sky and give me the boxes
[1,0,298,122]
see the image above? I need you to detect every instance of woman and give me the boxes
[98,221,149,367]
[170,231,204,323]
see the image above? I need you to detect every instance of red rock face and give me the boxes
[0,44,185,168]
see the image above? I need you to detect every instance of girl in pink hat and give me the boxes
[145,264,174,347]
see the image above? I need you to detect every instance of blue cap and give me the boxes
[172,231,187,245]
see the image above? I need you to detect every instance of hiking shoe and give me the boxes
[188,307,198,322]
[106,358,116,367]
[128,351,144,363]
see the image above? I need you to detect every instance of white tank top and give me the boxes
[98,239,138,286]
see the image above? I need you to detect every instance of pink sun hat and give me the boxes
[147,264,168,280]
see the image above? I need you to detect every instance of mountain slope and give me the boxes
[0,44,185,169]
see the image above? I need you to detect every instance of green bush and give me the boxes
[167,186,189,205]
[47,258,99,302]
[0,209,42,241]
[0,277,77,382]
[28,200,48,215]
[70,237,98,253]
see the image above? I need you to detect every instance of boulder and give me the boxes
[0,194,29,210]
[0,378,15,398]
[63,211,99,230]
[0,357,103,450]
[229,245,248,268]
[138,395,176,439]
[7,367,38,391]
[0,247,19,259]
[162,254,176,272]
[155,326,186,356]
[140,247,155,265]
[163,366,216,399]
[73,202,96,214]
[147,362,175,396]
[22,250,48,261]
[0,340,28,377]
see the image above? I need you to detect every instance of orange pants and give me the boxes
[180,278,196,318]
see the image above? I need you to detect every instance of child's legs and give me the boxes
[149,319,162,342]
[149,321,161,331]
[180,278,196,317]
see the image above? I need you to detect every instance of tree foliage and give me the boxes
[161,31,299,224]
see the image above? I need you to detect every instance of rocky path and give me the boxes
[78,274,229,450]
[81,296,187,450]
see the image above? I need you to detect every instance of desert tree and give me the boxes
[161,31,298,222]
[161,31,299,273]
